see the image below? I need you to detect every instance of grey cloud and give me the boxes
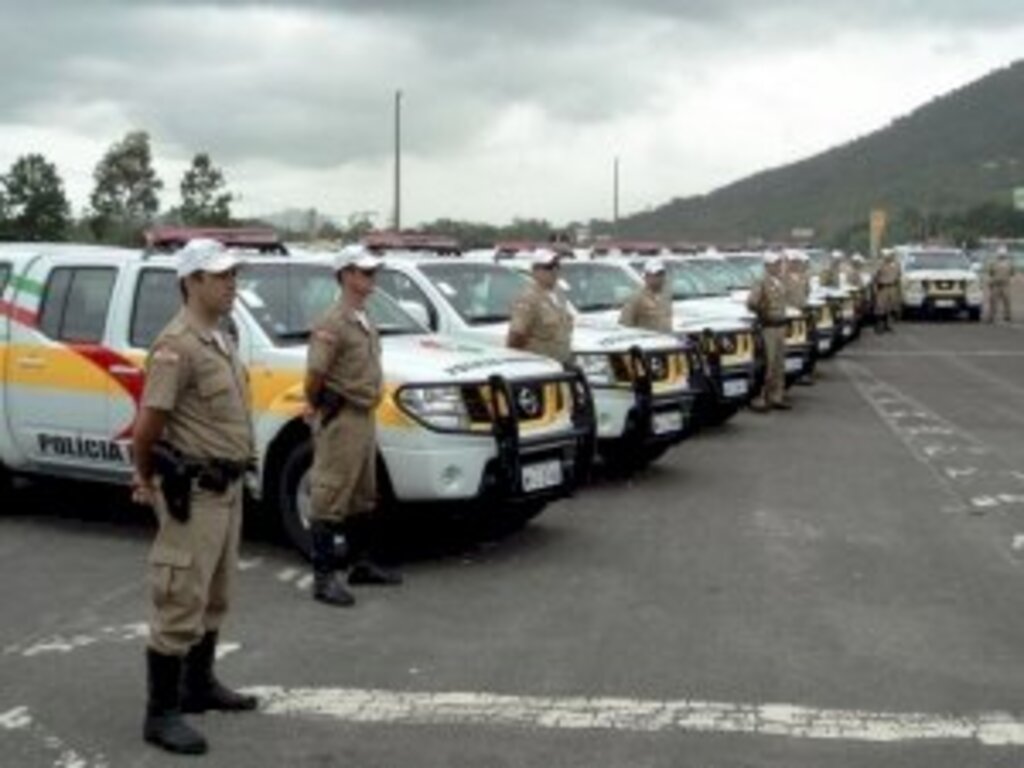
[1,0,1022,172]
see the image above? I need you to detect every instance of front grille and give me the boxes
[465,380,569,428]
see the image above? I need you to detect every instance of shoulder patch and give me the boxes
[152,346,181,363]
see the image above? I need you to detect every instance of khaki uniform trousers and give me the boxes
[875,285,898,321]
[757,326,787,406]
[310,406,377,525]
[989,284,1012,322]
[147,480,243,656]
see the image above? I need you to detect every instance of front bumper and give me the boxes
[904,294,981,313]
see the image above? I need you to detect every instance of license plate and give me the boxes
[785,357,803,373]
[935,299,956,308]
[818,339,832,352]
[521,460,563,493]
[723,379,749,398]
[652,410,684,435]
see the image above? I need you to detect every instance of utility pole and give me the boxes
[393,89,402,232]
[613,156,620,232]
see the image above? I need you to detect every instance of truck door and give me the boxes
[6,257,126,474]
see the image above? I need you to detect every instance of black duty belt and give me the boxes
[877,282,896,288]
[762,320,788,328]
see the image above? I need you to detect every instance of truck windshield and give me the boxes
[418,262,530,325]
[723,257,763,288]
[681,260,738,295]
[558,262,639,312]
[238,263,425,344]
[906,251,970,271]
[667,264,719,300]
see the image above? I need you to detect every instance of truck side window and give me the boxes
[376,270,438,330]
[130,269,180,348]
[38,267,117,344]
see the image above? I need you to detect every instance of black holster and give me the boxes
[151,442,197,523]
[316,388,347,429]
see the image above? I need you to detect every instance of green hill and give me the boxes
[607,59,1024,243]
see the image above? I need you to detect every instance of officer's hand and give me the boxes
[132,473,158,507]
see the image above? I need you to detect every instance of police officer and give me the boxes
[507,249,574,364]
[873,251,901,333]
[306,245,401,609]
[132,239,257,756]
[783,250,815,387]
[747,251,791,412]
[820,251,844,288]
[619,258,672,333]
[987,246,1016,323]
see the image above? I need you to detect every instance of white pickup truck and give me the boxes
[0,244,591,553]
[372,253,697,468]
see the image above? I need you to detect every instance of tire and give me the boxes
[968,307,981,322]
[0,465,11,507]
[704,401,740,427]
[277,438,315,559]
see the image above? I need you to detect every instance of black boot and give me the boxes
[311,521,355,607]
[144,649,208,755]
[181,632,257,714]
[345,515,403,587]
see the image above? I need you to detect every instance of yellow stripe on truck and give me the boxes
[3,344,111,393]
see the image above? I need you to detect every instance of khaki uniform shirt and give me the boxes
[784,272,810,309]
[747,274,788,324]
[875,260,901,287]
[307,302,384,411]
[988,258,1015,286]
[848,268,865,289]
[619,287,672,333]
[509,282,575,364]
[142,308,254,463]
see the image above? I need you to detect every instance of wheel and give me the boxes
[968,307,981,322]
[0,465,11,507]
[277,438,315,559]
[704,401,740,427]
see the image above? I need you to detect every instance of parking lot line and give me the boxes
[247,685,1024,747]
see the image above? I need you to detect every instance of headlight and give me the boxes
[967,280,982,298]
[574,353,614,385]
[903,279,924,293]
[397,386,470,431]
[717,334,737,355]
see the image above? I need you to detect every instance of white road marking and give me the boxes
[296,574,314,591]
[216,642,242,660]
[246,685,1024,747]
[276,567,300,583]
[0,707,107,767]
[0,706,32,730]
[5,623,148,658]
[237,557,264,572]
[842,360,1024,554]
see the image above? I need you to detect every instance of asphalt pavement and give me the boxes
[3,314,1024,768]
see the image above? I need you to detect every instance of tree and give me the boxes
[180,152,233,226]
[89,130,163,244]
[0,154,71,241]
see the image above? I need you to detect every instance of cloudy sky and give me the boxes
[2,1,1023,227]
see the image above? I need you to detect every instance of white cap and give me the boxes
[643,258,666,276]
[175,239,244,279]
[531,248,561,268]
[763,250,782,265]
[830,250,844,260]
[788,250,810,263]
[333,244,382,273]
[852,254,865,263]
[998,245,1009,255]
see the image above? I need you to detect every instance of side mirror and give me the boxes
[399,300,432,330]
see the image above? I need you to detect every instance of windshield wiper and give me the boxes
[468,314,510,324]
[378,326,417,336]
[581,303,618,312]
[274,329,312,341]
